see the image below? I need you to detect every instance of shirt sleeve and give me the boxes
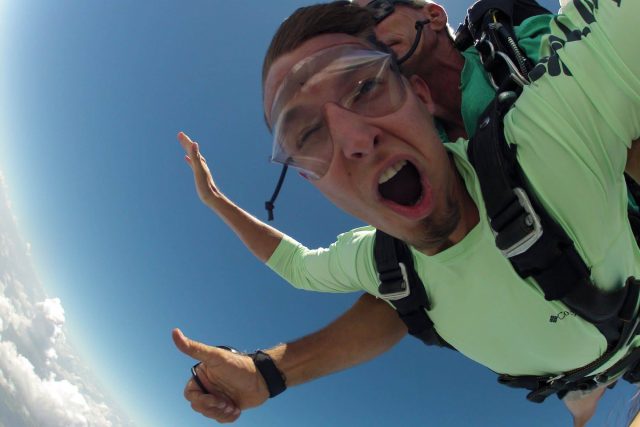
[265,227,381,295]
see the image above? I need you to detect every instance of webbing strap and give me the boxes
[499,278,640,403]
[374,230,453,349]
[455,0,552,92]
[455,0,552,52]
[467,95,629,327]
[468,95,640,401]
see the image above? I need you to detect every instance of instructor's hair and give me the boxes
[261,1,377,87]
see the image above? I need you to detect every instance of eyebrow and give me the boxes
[277,64,375,131]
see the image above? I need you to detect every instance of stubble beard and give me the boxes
[411,190,461,253]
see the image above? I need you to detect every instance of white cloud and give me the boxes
[0,365,15,393]
[0,340,117,427]
[0,171,132,426]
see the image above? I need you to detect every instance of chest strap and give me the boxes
[374,230,453,349]
[467,93,629,333]
[498,277,640,403]
[467,93,640,402]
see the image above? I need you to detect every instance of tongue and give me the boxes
[379,162,422,206]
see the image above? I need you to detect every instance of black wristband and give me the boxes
[250,350,287,398]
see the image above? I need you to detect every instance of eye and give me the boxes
[352,77,384,104]
[297,122,323,149]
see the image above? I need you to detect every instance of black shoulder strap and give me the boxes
[467,94,628,335]
[454,0,551,91]
[625,174,640,240]
[373,230,453,349]
[467,93,640,403]
[455,0,552,51]
[499,278,640,404]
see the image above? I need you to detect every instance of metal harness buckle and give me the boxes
[378,262,411,301]
[476,34,530,90]
[494,187,544,258]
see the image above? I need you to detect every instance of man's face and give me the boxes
[354,1,442,76]
[264,34,461,249]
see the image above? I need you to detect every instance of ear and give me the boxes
[408,75,436,115]
[422,3,448,32]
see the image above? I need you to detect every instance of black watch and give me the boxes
[249,350,287,398]
[213,346,287,398]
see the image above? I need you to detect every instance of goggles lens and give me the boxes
[270,45,406,179]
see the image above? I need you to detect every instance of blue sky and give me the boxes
[0,0,638,426]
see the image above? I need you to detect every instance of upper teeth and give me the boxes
[379,160,407,184]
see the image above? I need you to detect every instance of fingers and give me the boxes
[172,328,216,363]
[200,406,241,424]
[199,402,241,424]
[178,132,209,173]
[173,329,244,422]
[177,132,206,160]
[191,142,207,167]
[178,132,195,167]
[185,379,241,423]
[177,131,193,153]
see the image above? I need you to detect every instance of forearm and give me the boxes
[206,191,283,263]
[263,294,407,387]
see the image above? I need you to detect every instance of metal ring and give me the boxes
[216,345,243,355]
[191,362,210,394]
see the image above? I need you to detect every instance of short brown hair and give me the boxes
[262,1,376,87]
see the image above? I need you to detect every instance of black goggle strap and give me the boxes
[396,19,430,65]
[265,164,289,221]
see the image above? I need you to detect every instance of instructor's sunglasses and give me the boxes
[365,0,424,23]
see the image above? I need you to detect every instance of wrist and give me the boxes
[250,350,287,398]
[204,190,227,210]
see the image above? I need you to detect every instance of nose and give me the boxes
[324,103,379,160]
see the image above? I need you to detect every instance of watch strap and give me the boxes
[250,350,287,398]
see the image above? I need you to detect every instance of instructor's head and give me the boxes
[262,2,463,252]
[352,0,453,76]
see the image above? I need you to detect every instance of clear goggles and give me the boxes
[269,45,407,179]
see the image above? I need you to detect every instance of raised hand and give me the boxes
[177,131,222,207]
[175,131,285,262]
[172,328,270,423]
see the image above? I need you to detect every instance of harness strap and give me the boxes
[467,93,631,332]
[499,278,640,403]
[455,0,552,52]
[374,230,453,349]
[455,0,552,91]
[470,92,640,401]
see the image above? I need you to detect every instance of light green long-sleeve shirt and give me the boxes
[268,0,640,377]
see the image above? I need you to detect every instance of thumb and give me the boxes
[172,328,217,362]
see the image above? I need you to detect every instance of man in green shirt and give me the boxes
[173,1,640,426]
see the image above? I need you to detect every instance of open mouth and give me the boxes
[378,160,423,206]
